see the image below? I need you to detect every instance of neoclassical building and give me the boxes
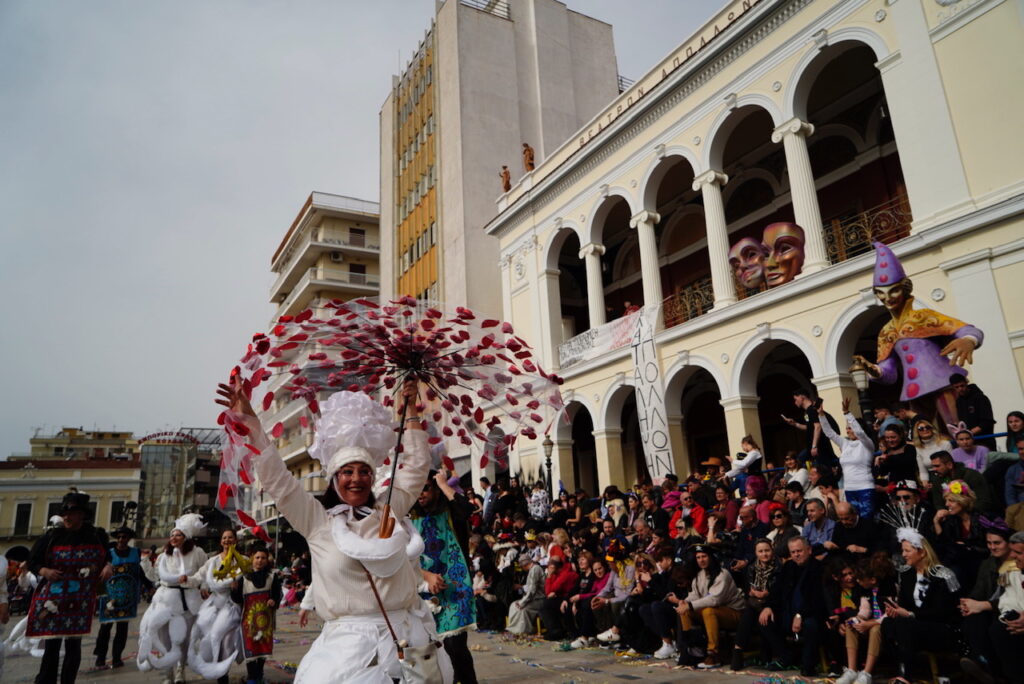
[484,0,1024,493]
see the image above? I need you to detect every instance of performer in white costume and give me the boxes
[217,378,452,683]
[4,562,43,662]
[187,528,247,682]
[137,513,208,684]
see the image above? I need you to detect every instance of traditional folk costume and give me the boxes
[26,492,111,684]
[245,390,452,683]
[231,565,282,683]
[93,528,142,668]
[137,514,209,682]
[187,546,248,680]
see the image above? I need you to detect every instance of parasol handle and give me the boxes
[379,393,411,538]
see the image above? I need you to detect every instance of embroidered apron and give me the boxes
[240,574,275,660]
[27,543,106,638]
[99,547,141,623]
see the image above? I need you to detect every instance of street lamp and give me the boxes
[542,435,554,496]
[848,357,873,418]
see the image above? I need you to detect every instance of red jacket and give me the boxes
[544,565,579,598]
[669,503,708,537]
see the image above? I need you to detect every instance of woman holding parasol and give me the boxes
[216,377,452,683]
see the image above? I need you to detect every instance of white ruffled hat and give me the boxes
[173,512,206,540]
[309,391,395,479]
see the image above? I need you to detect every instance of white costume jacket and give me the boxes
[137,546,208,672]
[187,553,243,678]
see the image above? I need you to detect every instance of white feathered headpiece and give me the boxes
[309,391,395,478]
[173,513,206,540]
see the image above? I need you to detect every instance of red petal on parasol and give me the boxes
[278,342,299,351]
[217,483,231,507]
[239,468,252,485]
[262,392,274,411]
[530,413,543,423]
[295,309,313,323]
[252,526,272,544]
[271,422,284,438]
[244,443,262,455]
[522,359,537,372]
[278,315,294,323]
[428,436,442,445]
[480,454,489,468]
[299,415,309,428]
[502,322,514,334]
[217,412,227,426]
[505,393,519,406]
[236,510,257,527]
[255,338,271,354]
[442,426,454,436]
[474,407,485,423]
[442,455,455,471]
[481,319,500,328]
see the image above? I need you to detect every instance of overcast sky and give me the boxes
[0,0,722,458]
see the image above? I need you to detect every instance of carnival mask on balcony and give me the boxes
[762,222,806,287]
[728,237,768,289]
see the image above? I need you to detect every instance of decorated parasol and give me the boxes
[217,295,564,539]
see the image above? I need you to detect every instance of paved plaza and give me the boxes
[2,606,767,683]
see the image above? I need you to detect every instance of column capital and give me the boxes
[771,117,815,143]
[578,242,606,259]
[719,395,761,411]
[692,170,728,191]
[629,210,661,229]
[592,428,623,440]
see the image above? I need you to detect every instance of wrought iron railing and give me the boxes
[824,193,912,265]
[617,74,635,93]
[459,0,510,19]
[663,276,714,328]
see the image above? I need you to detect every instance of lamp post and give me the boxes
[542,435,554,496]
[848,358,873,418]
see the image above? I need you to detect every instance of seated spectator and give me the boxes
[722,435,763,491]
[872,405,903,442]
[709,483,740,530]
[877,480,935,556]
[671,516,702,564]
[984,531,1024,682]
[731,505,770,573]
[881,530,960,683]
[827,502,879,560]
[784,481,808,526]
[598,554,663,653]
[567,557,611,649]
[819,397,875,519]
[473,557,505,631]
[1006,411,1024,453]
[933,479,987,589]
[949,423,991,473]
[765,504,802,560]
[638,548,687,660]
[762,536,826,677]
[590,542,636,645]
[805,464,827,503]
[781,451,808,490]
[950,373,997,451]
[876,424,919,485]
[539,555,579,641]
[674,545,745,669]
[629,518,653,553]
[641,493,669,533]
[704,512,735,562]
[506,554,545,634]
[823,558,859,679]
[1003,435,1024,514]
[928,451,992,513]
[817,475,844,521]
[740,475,772,525]
[896,403,920,434]
[802,498,835,559]
[730,539,781,671]
[668,489,707,538]
[911,418,953,483]
[836,553,897,684]
[958,517,1013,681]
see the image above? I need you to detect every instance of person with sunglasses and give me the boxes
[878,481,936,557]
[910,418,952,483]
[765,504,801,560]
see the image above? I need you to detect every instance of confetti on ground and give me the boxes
[469,643,489,651]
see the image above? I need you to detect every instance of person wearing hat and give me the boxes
[217,378,452,683]
[852,242,984,430]
[93,525,141,670]
[136,512,209,683]
[505,553,545,634]
[26,490,112,684]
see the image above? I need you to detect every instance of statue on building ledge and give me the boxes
[499,165,511,192]
[522,142,535,172]
[852,242,983,428]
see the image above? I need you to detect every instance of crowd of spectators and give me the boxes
[455,379,1024,683]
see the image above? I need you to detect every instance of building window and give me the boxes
[47,501,62,521]
[110,500,126,528]
[14,502,32,536]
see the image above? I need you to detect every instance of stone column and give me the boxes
[629,210,664,308]
[592,428,626,491]
[667,413,691,479]
[579,242,607,328]
[692,171,737,308]
[719,395,763,454]
[550,438,575,498]
[539,267,563,368]
[771,117,829,273]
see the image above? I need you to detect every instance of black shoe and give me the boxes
[764,660,788,671]
[801,666,819,678]
[730,648,744,671]
[94,657,106,669]
[112,659,125,669]
[959,657,995,684]
[827,661,844,677]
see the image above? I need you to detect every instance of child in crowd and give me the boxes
[231,545,282,684]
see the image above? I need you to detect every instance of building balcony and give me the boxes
[270,229,381,302]
[276,266,381,316]
[823,193,912,265]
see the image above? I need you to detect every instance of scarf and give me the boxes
[412,509,475,637]
[751,559,777,592]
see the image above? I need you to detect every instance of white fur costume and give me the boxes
[137,543,208,673]
[186,554,242,679]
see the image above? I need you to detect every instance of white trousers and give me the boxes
[295,603,452,684]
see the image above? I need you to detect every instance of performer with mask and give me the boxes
[94,525,141,670]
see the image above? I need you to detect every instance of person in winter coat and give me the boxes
[674,545,745,669]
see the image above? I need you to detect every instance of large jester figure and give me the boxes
[853,242,983,428]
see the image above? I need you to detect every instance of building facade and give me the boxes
[0,459,142,555]
[486,0,1024,492]
[259,191,381,522]
[379,0,620,318]
[9,426,138,462]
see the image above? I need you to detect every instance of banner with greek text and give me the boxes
[631,305,673,483]
[558,311,639,368]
